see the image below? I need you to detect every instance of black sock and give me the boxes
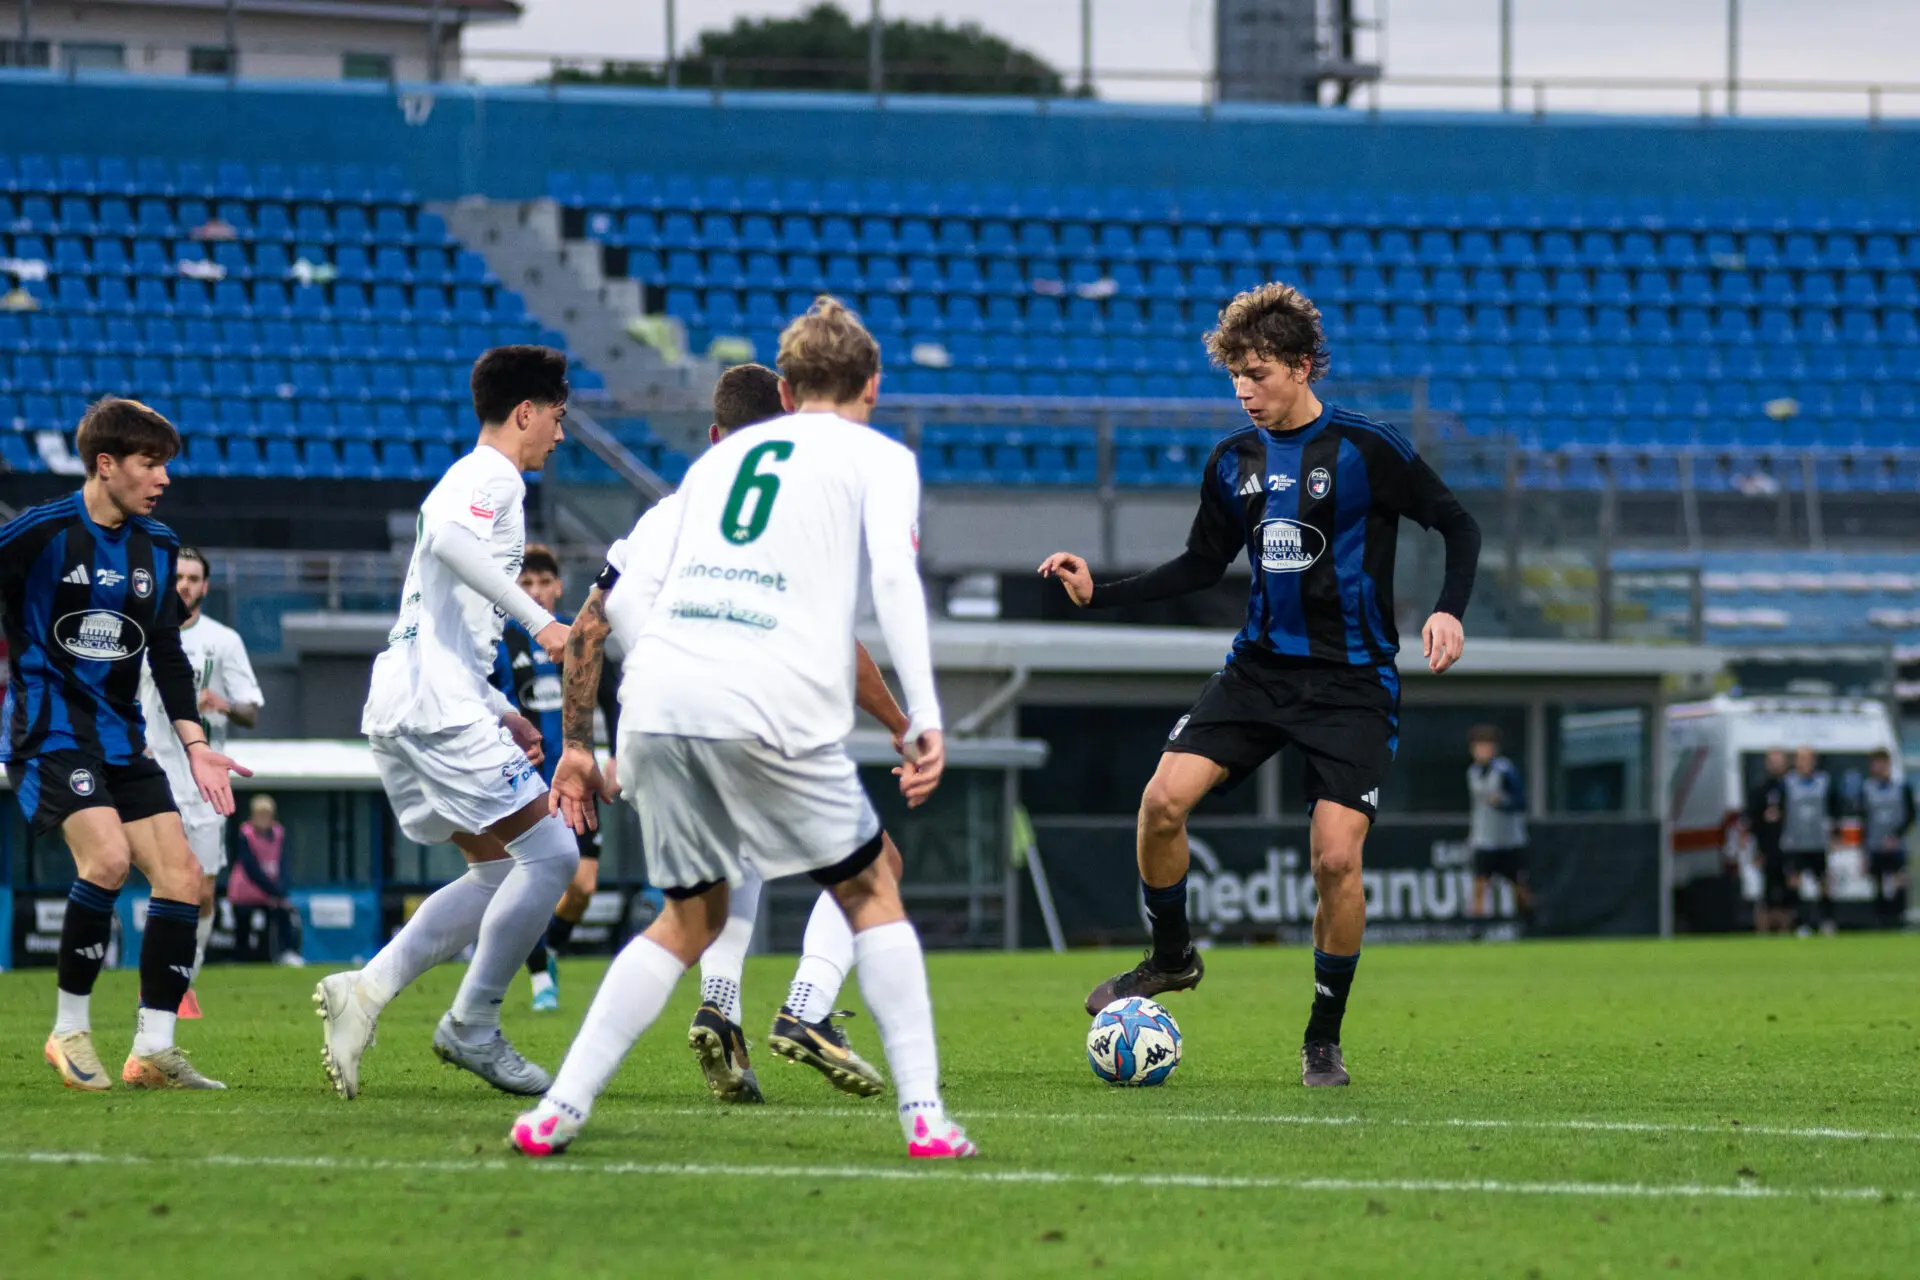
[1796,892,1818,931]
[1818,893,1836,928]
[58,879,120,998]
[546,914,576,952]
[140,898,200,1013]
[1304,949,1360,1046]
[1142,876,1191,970]
[1895,886,1910,928]
[526,936,549,975]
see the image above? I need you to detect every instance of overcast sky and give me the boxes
[465,1,1920,118]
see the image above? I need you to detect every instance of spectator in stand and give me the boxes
[1745,750,1795,934]
[230,794,301,965]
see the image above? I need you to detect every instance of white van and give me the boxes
[1667,693,1902,899]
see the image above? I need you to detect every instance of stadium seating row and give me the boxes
[0,356,487,402]
[4,277,524,324]
[2,198,451,247]
[0,155,413,204]
[590,212,1920,275]
[549,172,1914,235]
[0,236,491,286]
[0,315,562,361]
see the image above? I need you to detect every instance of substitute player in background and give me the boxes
[515,298,973,1159]
[489,543,621,1012]
[1466,724,1531,930]
[314,346,578,1100]
[139,546,265,1018]
[1779,746,1841,937]
[1,398,249,1090]
[1039,282,1480,1088]
[1860,748,1913,930]
[549,362,914,1105]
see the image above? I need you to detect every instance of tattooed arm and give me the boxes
[549,584,612,833]
[561,585,611,751]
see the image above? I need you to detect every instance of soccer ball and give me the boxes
[1086,996,1182,1086]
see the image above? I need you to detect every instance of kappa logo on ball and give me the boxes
[69,769,96,796]
[1307,467,1332,500]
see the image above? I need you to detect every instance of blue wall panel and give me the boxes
[1,72,1916,201]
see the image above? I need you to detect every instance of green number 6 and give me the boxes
[719,440,794,544]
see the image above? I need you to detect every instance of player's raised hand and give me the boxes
[188,744,252,817]
[1422,611,1465,674]
[548,743,604,834]
[1037,552,1094,607]
[502,711,545,768]
[534,619,570,663]
[894,728,945,808]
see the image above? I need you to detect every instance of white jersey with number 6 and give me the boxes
[606,412,940,757]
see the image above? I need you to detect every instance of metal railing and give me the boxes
[3,41,1918,122]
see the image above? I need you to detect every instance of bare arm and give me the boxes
[561,584,611,752]
[855,641,909,740]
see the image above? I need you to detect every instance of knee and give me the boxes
[1139,781,1195,840]
[84,854,132,891]
[1312,840,1364,885]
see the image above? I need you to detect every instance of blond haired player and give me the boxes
[514,298,972,1160]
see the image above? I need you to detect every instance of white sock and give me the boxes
[131,1006,176,1057]
[192,910,214,982]
[852,919,946,1140]
[546,935,685,1122]
[54,990,90,1035]
[787,890,854,1022]
[530,969,555,997]
[358,858,511,1012]
[450,816,579,1040]
[700,866,762,1024]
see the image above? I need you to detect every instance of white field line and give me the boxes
[0,1150,1905,1202]
[154,1104,1920,1144]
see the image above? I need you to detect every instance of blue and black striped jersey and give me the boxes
[1094,403,1480,666]
[0,492,199,764]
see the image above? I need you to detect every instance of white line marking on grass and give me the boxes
[1,1150,1907,1203]
[168,1105,1920,1144]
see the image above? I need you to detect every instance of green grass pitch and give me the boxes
[2,936,1918,1278]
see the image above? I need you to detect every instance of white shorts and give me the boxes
[185,817,226,876]
[621,732,881,894]
[371,719,546,846]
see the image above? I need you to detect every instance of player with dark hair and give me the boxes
[493,543,623,1012]
[1039,282,1481,1088]
[548,360,916,1106]
[2,397,250,1090]
[316,345,580,1100]
[1860,748,1913,930]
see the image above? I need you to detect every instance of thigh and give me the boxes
[10,751,118,837]
[1292,667,1398,820]
[376,721,544,845]
[726,740,882,883]
[1163,664,1292,790]
[625,732,741,894]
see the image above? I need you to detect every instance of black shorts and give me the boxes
[1868,848,1908,878]
[1164,652,1398,820]
[1784,850,1829,883]
[6,750,177,837]
[1473,846,1528,883]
